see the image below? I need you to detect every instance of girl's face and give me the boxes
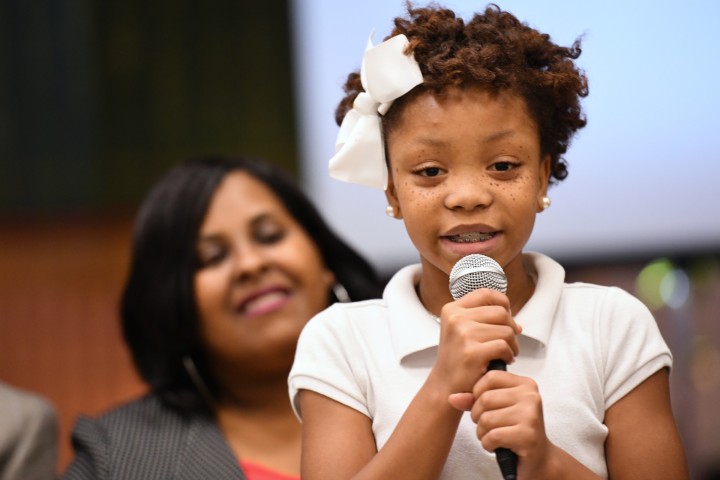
[194,171,335,389]
[385,87,550,291]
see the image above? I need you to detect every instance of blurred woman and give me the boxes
[62,155,383,480]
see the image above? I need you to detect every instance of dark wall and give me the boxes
[0,0,297,213]
[0,1,299,473]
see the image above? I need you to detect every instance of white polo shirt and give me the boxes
[288,252,672,479]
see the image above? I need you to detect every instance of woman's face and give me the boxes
[194,171,335,387]
[385,87,550,292]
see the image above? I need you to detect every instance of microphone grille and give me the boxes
[449,254,507,299]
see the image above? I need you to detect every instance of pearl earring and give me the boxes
[540,196,551,210]
[385,205,395,217]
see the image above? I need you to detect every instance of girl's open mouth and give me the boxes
[446,232,498,243]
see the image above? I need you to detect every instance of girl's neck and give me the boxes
[503,254,536,315]
[417,261,454,317]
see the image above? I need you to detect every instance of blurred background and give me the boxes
[0,0,718,478]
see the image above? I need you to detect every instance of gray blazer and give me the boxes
[0,382,58,480]
[62,395,246,480]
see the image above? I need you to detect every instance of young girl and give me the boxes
[288,4,688,480]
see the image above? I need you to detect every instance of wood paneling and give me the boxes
[0,215,147,474]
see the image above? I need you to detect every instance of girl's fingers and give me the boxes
[447,392,475,411]
[454,288,510,310]
[466,373,545,455]
[434,290,521,395]
[442,289,521,335]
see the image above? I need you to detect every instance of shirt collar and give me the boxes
[384,252,565,363]
[384,264,440,363]
[514,252,566,347]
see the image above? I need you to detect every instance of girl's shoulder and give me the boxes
[304,298,390,334]
[562,281,651,316]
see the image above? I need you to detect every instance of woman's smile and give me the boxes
[234,286,292,318]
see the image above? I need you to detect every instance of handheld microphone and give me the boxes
[449,254,518,480]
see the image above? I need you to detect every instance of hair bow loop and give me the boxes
[328,33,423,190]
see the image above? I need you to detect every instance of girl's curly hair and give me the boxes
[335,3,589,183]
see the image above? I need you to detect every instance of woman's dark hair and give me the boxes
[121,155,383,414]
[335,3,588,184]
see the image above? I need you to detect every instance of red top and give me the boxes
[239,461,300,480]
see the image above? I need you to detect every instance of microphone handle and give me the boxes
[487,359,518,480]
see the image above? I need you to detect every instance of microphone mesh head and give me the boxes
[449,254,507,299]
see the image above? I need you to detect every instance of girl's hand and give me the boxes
[468,370,556,476]
[430,288,521,398]
[454,369,688,480]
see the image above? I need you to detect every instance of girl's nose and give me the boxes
[444,173,493,211]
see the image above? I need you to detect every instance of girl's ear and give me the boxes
[539,154,552,192]
[540,153,552,188]
[536,154,552,212]
[384,178,402,219]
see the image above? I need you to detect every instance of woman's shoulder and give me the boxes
[69,394,219,461]
[88,394,173,421]
[64,395,239,479]
[72,394,199,442]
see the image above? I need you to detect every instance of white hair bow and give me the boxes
[328,34,424,190]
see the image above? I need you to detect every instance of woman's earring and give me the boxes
[540,196,551,210]
[385,205,395,217]
[332,283,351,303]
[182,356,214,406]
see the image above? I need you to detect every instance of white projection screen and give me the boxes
[289,0,720,273]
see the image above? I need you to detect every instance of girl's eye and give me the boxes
[491,161,517,172]
[418,166,441,177]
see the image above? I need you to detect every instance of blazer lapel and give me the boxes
[176,415,247,480]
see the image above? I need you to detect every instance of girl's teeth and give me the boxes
[449,232,495,243]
